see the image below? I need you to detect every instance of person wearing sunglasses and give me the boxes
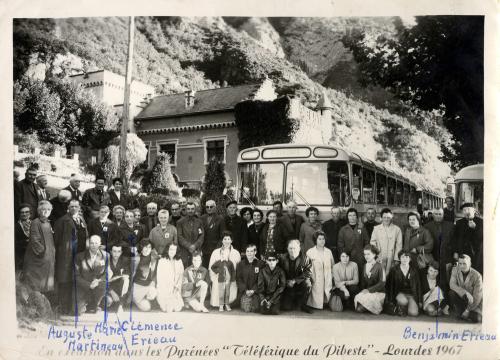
[201,199,224,268]
[257,251,286,315]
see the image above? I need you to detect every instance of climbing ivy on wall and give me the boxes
[234,97,298,150]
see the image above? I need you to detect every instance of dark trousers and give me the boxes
[448,289,481,322]
[58,282,74,315]
[333,284,360,309]
[261,302,280,315]
[281,280,312,310]
[73,283,107,315]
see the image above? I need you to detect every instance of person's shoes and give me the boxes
[225,305,232,312]
[219,306,224,312]
[117,305,124,314]
[96,307,102,314]
[87,307,97,314]
[201,306,209,313]
[442,305,450,316]
[301,306,313,314]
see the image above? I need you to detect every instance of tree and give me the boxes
[13,76,119,149]
[102,134,148,182]
[200,157,227,215]
[142,152,179,195]
[342,16,484,170]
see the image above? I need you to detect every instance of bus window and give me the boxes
[410,186,416,207]
[388,177,396,205]
[352,164,363,204]
[363,168,375,204]
[376,173,387,204]
[403,184,410,207]
[285,161,349,206]
[238,163,284,205]
[396,181,403,206]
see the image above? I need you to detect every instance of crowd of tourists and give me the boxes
[14,166,483,322]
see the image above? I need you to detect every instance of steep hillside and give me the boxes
[13,16,452,191]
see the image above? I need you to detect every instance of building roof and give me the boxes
[135,83,263,120]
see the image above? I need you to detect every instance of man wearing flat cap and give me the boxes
[454,203,483,274]
[223,200,248,253]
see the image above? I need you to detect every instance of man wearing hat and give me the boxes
[454,203,483,274]
[64,173,83,202]
[223,200,248,253]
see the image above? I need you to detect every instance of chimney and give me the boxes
[185,90,196,109]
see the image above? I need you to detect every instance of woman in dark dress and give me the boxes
[385,250,422,316]
[421,260,449,316]
[248,209,265,253]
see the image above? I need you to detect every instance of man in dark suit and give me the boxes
[82,175,111,220]
[454,203,483,274]
[49,189,72,224]
[54,199,88,314]
[14,166,39,220]
[74,235,110,315]
[64,173,83,202]
[200,199,224,268]
[36,174,52,201]
[15,203,32,270]
[279,201,304,239]
[223,200,248,253]
[140,202,158,237]
[88,205,122,252]
[322,207,347,262]
[279,239,313,313]
[425,207,454,289]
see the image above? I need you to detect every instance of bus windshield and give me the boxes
[238,163,284,205]
[457,181,483,215]
[285,161,350,206]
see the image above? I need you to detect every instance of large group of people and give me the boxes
[14,167,483,322]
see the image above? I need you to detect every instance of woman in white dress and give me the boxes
[156,243,184,312]
[306,231,334,309]
[209,231,241,310]
[354,244,386,315]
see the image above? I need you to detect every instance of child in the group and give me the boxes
[182,251,210,313]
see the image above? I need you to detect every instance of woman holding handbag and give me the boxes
[402,212,434,272]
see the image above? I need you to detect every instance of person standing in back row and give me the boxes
[322,207,347,262]
[338,208,370,273]
[200,200,224,268]
[299,207,322,252]
[177,202,204,267]
[223,201,248,253]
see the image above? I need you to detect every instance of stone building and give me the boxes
[135,79,333,190]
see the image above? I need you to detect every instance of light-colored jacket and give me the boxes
[370,223,402,274]
[306,246,334,309]
[450,266,483,314]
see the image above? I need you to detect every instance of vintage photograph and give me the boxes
[6,7,496,359]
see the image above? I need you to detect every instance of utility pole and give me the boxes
[119,16,135,188]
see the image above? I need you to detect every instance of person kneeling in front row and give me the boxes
[237,244,265,312]
[132,239,159,311]
[448,254,482,323]
[182,251,210,313]
[279,239,314,313]
[257,251,286,315]
[106,243,131,313]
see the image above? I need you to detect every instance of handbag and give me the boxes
[417,248,434,269]
[328,294,343,312]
